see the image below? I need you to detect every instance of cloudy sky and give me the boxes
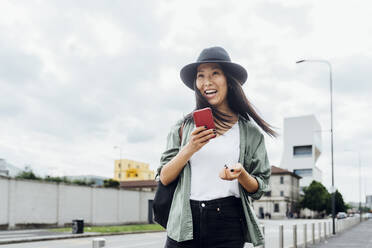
[1,0,371,203]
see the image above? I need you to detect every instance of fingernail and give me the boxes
[230,169,235,172]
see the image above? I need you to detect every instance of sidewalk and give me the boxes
[308,219,372,248]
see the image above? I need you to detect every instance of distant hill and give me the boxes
[0,159,22,177]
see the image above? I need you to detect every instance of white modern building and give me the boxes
[0,159,21,177]
[280,115,322,188]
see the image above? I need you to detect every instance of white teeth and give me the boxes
[205,90,217,94]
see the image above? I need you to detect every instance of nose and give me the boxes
[203,76,213,87]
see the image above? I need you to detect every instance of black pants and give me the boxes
[165,196,246,248]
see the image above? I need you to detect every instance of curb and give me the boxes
[0,230,166,245]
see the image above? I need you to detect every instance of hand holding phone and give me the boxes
[183,108,216,154]
[192,107,216,130]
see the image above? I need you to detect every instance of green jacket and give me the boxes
[156,115,271,247]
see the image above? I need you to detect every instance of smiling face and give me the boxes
[196,63,229,110]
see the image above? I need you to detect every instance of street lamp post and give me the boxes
[114,146,122,161]
[114,146,121,180]
[296,59,336,234]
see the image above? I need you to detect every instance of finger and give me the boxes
[230,167,242,173]
[219,168,226,179]
[192,130,215,144]
[191,126,207,135]
[198,132,216,143]
[225,169,240,180]
[194,129,215,139]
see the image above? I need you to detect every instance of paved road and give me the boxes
[308,219,372,248]
[0,232,167,248]
[0,219,337,248]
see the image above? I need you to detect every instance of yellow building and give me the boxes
[114,158,155,181]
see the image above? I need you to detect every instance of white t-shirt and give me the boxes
[190,122,240,201]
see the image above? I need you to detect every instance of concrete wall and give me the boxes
[0,177,9,226]
[0,177,155,229]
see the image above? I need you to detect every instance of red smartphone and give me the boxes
[192,107,216,130]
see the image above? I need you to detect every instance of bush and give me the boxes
[15,166,94,186]
[15,167,42,180]
[103,179,120,188]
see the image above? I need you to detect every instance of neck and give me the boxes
[216,103,237,120]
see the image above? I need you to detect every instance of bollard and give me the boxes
[312,223,315,244]
[92,238,106,248]
[262,225,265,248]
[279,224,284,248]
[324,222,327,238]
[328,221,331,236]
[318,222,321,241]
[304,223,307,248]
[293,224,297,248]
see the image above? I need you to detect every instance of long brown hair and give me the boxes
[184,66,277,137]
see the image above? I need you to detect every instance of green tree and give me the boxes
[72,179,95,186]
[326,190,347,214]
[344,203,352,211]
[15,166,42,180]
[301,181,330,212]
[103,179,120,188]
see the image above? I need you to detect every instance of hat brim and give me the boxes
[180,61,248,90]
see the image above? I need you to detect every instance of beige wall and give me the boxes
[114,159,155,181]
[253,173,300,219]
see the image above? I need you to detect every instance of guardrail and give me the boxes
[259,216,368,248]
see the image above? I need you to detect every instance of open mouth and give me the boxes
[204,90,217,98]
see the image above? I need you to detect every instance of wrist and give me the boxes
[238,167,248,182]
[180,144,194,158]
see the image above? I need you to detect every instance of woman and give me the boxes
[157,47,277,248]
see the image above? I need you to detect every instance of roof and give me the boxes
[271,165,301,179]
[120,180,157,189]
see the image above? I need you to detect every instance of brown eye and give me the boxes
[197,74,204,78]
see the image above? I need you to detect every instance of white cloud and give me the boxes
[0,0,371,203]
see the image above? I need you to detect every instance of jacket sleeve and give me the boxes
[245,134,271,200]
[155,120,183,179]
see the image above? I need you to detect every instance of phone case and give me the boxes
[192,107,216,130]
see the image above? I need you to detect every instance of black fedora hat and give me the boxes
[180,46,248,90]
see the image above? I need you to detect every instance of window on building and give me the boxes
[259,207,264,218]
[135,173,138,177]
[293,169,312,178]
[118,163,121,169]
[280,176,284,184]
[293,145,312,157]
[118,173,121,178]
[136,165,140,168]
[128,164,131,168]
[280,191,284,197]
[264,191,271,197]
[274,203,280,212]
